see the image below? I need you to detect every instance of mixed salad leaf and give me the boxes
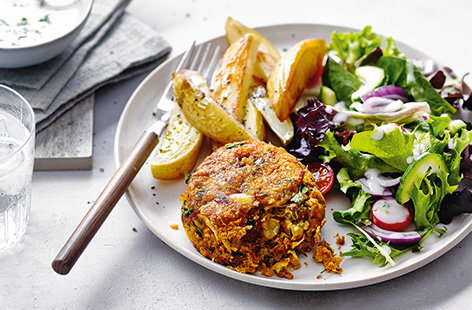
[287,26,472,267]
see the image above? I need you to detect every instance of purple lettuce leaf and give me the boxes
[287,98,336,162]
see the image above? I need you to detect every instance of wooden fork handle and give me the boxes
[52,129,159,275]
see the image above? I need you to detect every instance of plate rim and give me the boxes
[114,22,472,291]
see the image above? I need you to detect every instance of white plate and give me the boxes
[114,23,472,291]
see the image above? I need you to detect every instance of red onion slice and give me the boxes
[364,224,422,244]
[352,97,404,114]
[361,85,408,102]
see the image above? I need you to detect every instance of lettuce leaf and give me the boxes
[350,126,414,171]
[342,232,416,267]
[319,131,400,179]
[376,56,456,116]
[322,57,362,105]
[376,56,407,86]
[405,63,457,116]
[444,128,472,185]
[329,26,382,72]
[332,168,374,224]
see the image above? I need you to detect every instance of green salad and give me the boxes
[286,26,472,266]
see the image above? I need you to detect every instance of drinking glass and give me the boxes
[0,85,35,250]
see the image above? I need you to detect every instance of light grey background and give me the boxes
[1,0,471,309]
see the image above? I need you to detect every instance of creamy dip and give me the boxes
[0,0,82,48]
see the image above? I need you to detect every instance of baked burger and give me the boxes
[181,140,326,279]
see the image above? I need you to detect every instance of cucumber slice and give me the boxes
[396,153,447,204]
[351,66,385,101]
[319,86,337,106]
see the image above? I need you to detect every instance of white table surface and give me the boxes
[2,0,471,309]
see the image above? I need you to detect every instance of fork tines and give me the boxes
[163,42,221,101]
[186,42,221,83]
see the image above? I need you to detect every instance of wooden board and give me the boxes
[34,95,94,171]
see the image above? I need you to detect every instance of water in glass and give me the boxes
[0,109,34,250]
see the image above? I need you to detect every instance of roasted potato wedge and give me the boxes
[249,85,294,145]
[225,17,280,81]
[243,99,266,140]
[173,70,255,144]
[268,39,326,121]
[212,33,260,123]
[149,105,203,180]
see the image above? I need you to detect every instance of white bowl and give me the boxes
[0,0,93,69]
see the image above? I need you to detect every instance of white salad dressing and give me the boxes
[406,61,417,84]
[447,139,456,150]
[0,0,82,48]
[372,128,384,140]
[332,112,349,124]
[412,140,428,160]
[352,98,404,114]
[346,117,364,126]
[356,169,400,195]
[372,123,400,141]
[366,169,400,187]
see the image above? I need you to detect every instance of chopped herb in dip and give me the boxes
[0,0,81,48]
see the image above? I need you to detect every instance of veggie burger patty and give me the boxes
[181,140,326,279]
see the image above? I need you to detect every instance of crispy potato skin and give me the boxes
[225,18,293,145]
[243,99,266,140]
[181,140,326,278]
[225,17,280,81]
[268,39,326,121]
[212,33,260,123]
[172,70,255,144]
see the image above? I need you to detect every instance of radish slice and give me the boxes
[364,224,421,245]
[371,197,413,232]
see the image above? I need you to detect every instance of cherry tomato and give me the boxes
[307,162,334,195]
[371,198,413,232]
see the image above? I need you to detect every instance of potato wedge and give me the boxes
[243,99,266,140]
[212,33,260,123]
[211,99,264,150]
[225,17,280,81]
[249,85,294,145]
[268,39,326,121]
[172,70,255,144]
[149,105,203,180]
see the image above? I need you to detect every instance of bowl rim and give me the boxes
[0,0,93,51]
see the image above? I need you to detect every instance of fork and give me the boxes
[52,42,221,275]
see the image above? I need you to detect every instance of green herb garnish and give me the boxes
[39,14,50,24]
[183,207,194,217]
[184,171,192,184]
[224,142,244,149]
[17,17,28,26]
[342,232,416,267]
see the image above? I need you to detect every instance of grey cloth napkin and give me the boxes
[36,12,171,131]
[0,0,171,132]
[0,0,132,90]
[21,6,126,111]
